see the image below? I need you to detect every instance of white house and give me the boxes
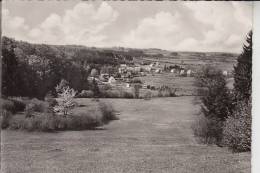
[223,70,228,76]
[187,70,192,77]
[180,70,185,75]
[108,76,116,84]
[170,69,175,73]
[155,68,161,73]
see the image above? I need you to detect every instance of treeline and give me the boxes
[1,36,136,99]
[193,31,252,152]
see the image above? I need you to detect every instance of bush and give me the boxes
[10,98,26,112]
[54,86,77,115]
[120,91,134,98]
[133,84,141,98]
[157,86,177,97]
[99,89,134,98]
[192,115,223,145]
[77,90,94,98]
[131,78,142,84]
[46,98,58,108]
[143,91,152,100]
[193,66,233,145]
[9,113,57,131]
[25,98,49,117]
[99,102,118,123]
[222,101,251,152]
[1,98,26,113]
[6,101,118,131]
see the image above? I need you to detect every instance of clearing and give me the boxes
[1,97,250,173]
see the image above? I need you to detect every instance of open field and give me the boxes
[138,73,197,96]
[1,97,250,173]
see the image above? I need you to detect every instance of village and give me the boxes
[87,60,230,97]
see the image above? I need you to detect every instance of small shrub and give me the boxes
[54,86,77,115]
[102,90,120,98]
[6,101,117,131]
[131,78,142,84]
[222,101,251,152]
[99,102,118,123]
[157,86,177,97]
[121,91,134,98]
[133,84,142,98]
[100,89,134,98]
[143,91,152,100]
[192,115,223,144]
[47,98,58,108]
[25,99,49,117]
[77,90,94,98]
[1,98,26,113]
[99,85,112,91]
[10,99,26,112]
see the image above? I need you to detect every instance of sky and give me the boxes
[2,1,252,53]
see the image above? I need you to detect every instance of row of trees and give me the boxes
[2,38,89,99]
[193,32,252,151]
[1,36,135,99]
[194,31,252,152]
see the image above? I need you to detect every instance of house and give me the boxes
[187,69,192,77]
[180,70,185,75]
[155,68,162,73]
[142,84,147,89]
[108,76,116,84]
[223,70,228,76]
[100,73,109,82]
[144,66,152,72]
[170,69,175,73]
[126,83,130,88]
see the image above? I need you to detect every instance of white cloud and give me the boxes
[121,2,252,52]
[2,2,252,53]
[2,9,30,40]
[3,2,118,45]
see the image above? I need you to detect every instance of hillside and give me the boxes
[3,36,238,70]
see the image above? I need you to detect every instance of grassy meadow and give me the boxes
[1,97,250,173]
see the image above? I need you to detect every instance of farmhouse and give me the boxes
[223,70,228,76]
[187,69,192,77]
[108,76,116,84]
[180,69,185,75]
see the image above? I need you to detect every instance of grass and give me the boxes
[1,97,250,173]
[139,73,198,96]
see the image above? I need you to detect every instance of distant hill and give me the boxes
[3,36,238,71]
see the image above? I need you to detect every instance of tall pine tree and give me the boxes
[233,31,252,101]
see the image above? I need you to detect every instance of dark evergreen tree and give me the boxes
[2,42,20,96]
[233,31,252,101]
[91,78,100,97]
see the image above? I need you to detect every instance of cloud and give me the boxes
[121,2,252,52]
[2,9,30,41]
[2,1,252,53]
[3,2,118,45]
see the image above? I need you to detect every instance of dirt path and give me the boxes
[1,97,250,173]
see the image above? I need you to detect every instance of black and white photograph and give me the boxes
[0,1,257,173]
